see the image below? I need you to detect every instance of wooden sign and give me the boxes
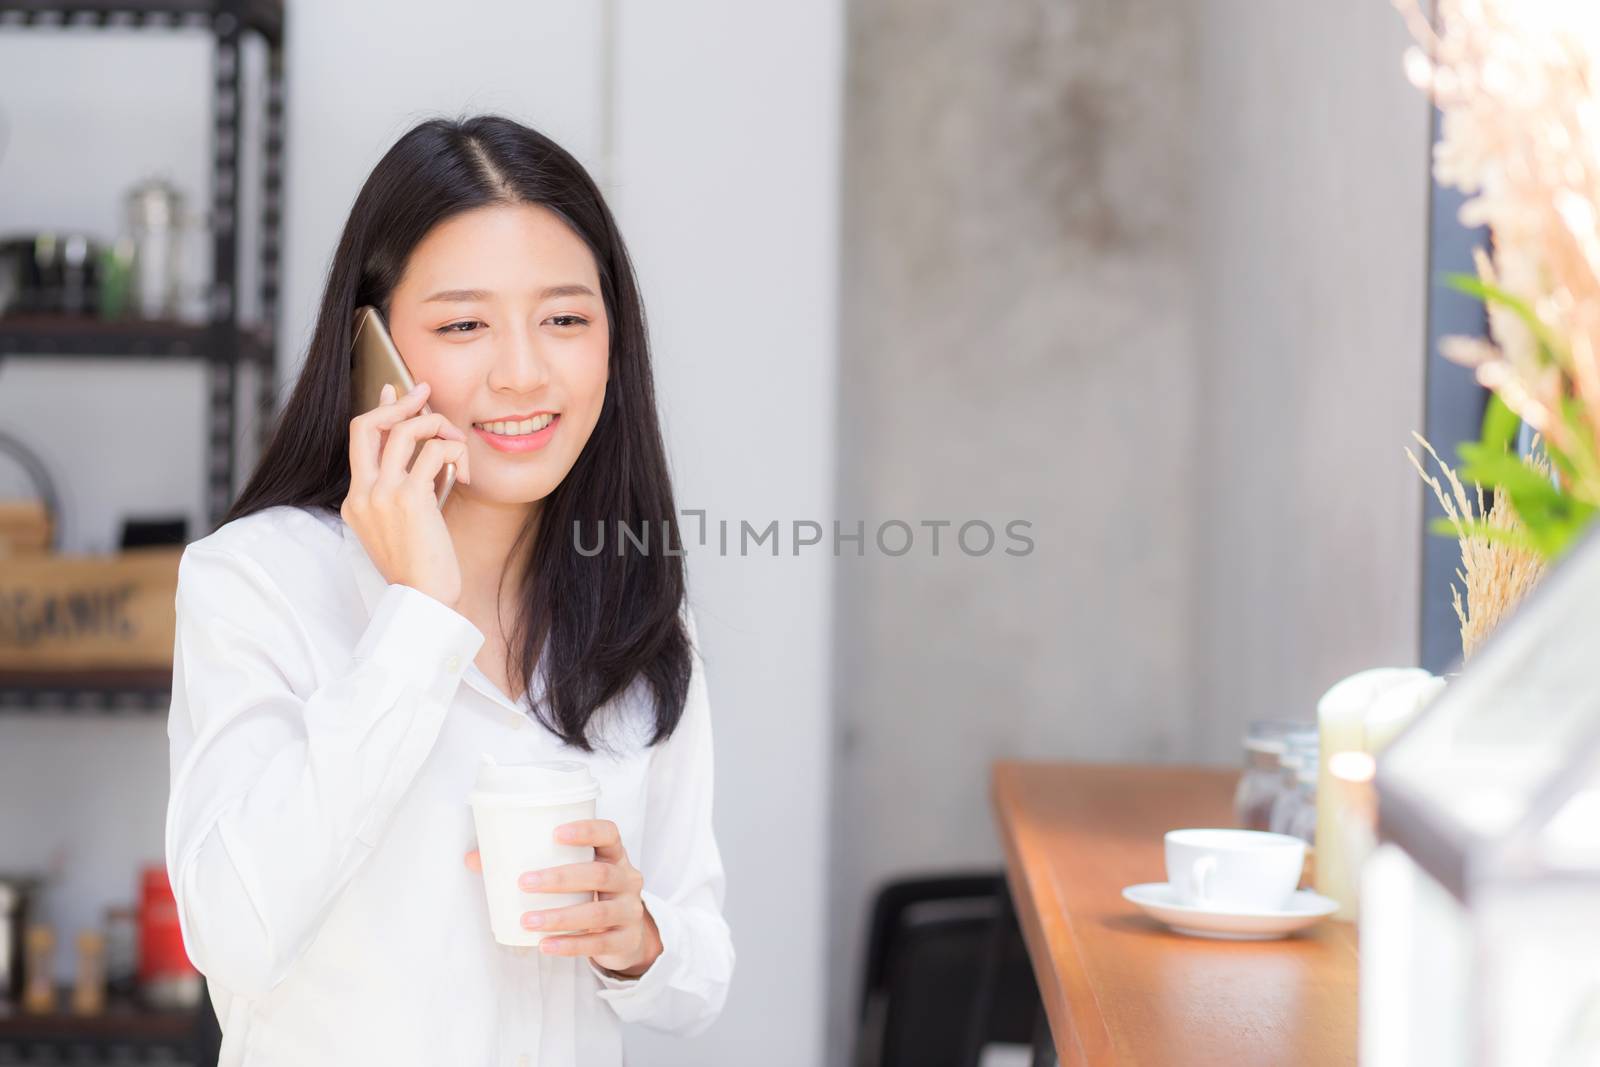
[0,547,183,670]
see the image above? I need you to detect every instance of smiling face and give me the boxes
[385,202,610,507]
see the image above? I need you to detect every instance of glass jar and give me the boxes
[1269,730,1318,840]
[125,177,186,321]
[1285,751,1319,844]
[1234,720,1298,830]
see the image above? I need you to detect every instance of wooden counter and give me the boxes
[991,762,1358,1067]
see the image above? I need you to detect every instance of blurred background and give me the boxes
[0,1,1464,1065]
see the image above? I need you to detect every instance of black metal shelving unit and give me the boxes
[0,991,211,1066]
[0,2,285,1057]
[0,0,285,725]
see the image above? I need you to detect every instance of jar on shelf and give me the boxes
[21,923,55,1014]
[104,905,138,1000]
[0,881,16,1007]
[72,929,106,1016]
[125,177,185,321]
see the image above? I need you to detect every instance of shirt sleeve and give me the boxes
[164,542,486,1000]
[585,603,735,1037]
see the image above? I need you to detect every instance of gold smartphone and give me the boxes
[351,305,456,508]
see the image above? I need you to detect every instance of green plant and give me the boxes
[1439,276,1600,561]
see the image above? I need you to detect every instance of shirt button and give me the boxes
[516,1056,530,1067]
[445,654,461,672]
[512,717,527,730]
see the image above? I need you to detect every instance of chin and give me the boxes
[460,479,559,505]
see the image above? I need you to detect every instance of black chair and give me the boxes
[853,871,1047,1067]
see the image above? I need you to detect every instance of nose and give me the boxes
[486,317,552,395]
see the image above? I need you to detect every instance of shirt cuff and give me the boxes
[589,888,684,1006]
[348,582,486,709]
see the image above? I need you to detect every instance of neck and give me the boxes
[442,488,540,618]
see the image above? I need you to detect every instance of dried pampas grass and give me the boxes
[1406,432,1548,660]
[1395,0,1600,513]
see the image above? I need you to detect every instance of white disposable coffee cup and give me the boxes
[468,756,601,946]
[1164,828,1305,912]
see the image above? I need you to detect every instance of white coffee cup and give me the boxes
[1164,828,1305,912]
[467,756,602,946]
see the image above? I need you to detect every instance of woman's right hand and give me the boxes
[342,380,473,609]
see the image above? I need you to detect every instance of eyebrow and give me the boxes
[421,284,597,303]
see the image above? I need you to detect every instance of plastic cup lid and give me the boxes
[468,756,599,806]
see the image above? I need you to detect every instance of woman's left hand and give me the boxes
[464,818,663,978]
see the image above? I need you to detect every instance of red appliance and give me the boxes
[137,866,201,1008]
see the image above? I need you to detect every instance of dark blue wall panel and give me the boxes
[1418,102,1490,674]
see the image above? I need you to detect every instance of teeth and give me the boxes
[476,414,555,436]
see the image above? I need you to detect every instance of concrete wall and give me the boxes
[827,0,1430,1061]
[829,0,1197,1060]
[0,2,840,1064]
[1187,1,1431,759]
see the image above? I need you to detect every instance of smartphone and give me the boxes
[351,305,456,508]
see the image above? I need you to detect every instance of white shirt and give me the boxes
[163,504,734,1066]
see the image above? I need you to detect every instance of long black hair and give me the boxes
[222,114,692,753]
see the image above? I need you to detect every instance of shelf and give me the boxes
[0,667,171,714]
[0,0,284,45]
[0,992,201,1065]
[0,995,195,1040]
[0,314,272,364]
[2,0,287,533]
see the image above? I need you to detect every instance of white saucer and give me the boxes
[1121,882,1339,940]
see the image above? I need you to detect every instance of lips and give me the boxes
[472,414,560,454]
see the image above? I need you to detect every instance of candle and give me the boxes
[1364,675,1446,755]
[1315,667,1430,919]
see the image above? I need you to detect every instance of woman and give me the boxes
[163,114,733,1066]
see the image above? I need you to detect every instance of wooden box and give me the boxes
[0,500,53,557]
[0,546,183,670]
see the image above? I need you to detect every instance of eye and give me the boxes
[434,320,483,335]
[548,314,589,328]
